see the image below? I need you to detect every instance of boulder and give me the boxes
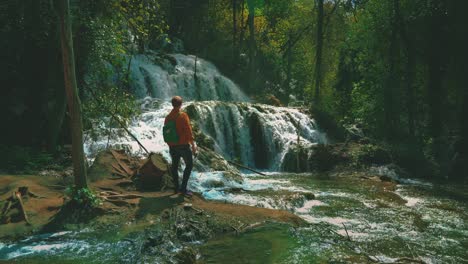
[88,149,138,182]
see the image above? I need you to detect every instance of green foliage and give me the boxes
[65,187,101,208]
[1,0,466,180]
[109,0,168,51]
[83,86,140,140]
[350,144,391,167]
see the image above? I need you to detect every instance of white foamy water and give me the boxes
[85,99,326,170]
[295,200,327,214]
[130,53,250,102]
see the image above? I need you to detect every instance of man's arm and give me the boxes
[183,113,197,155]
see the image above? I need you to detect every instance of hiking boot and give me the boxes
[183,191,193,197]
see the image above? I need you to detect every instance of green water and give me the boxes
[1,173,467,263]
[199,224,301,264]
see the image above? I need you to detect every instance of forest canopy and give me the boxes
[0,0,467,181]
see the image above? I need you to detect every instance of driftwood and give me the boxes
[1,186,34,225]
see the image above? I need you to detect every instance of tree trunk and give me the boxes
[384,0,399,140]
[427,2,448,179]
[447,0,468,181]
[247,0,256,91]
[395,0,415,138]
[286,33,293,96]
[56,0,88,188]
[313,0,324,104]
[239,0,246,51]
[232,0,238,67]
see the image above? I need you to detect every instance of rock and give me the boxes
[223,171,243,184]
[201,180,225,188]
[282,143,346,173]
[352,143,391,166]
[249,112,270,169]
[379,175,394,182]
[283,193,306,208]
[174,247,197,264]
[303,192,315,200]
[193,147,240,174]
[88,149,138,182]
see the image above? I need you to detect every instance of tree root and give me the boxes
[1,187,33,225]
[98,191,144,207]
[14,191,31,225]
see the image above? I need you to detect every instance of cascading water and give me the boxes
[2,53,467,264]
[129,53,250,102]
[84,53,326,171]
[186,101,326,170]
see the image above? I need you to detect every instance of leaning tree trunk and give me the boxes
[313,0,324,104]
[56,0,88,188]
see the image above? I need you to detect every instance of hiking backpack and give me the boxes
[163,112,181,143]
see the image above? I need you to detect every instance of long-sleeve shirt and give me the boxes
[164,109,194,146]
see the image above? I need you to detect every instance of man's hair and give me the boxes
[171,96,183,107]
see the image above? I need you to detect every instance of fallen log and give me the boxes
[198,146,266,176]
[226,160,266,176]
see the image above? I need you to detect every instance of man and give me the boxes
[164,96,197,196]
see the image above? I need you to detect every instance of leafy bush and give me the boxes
[65,187,101,208]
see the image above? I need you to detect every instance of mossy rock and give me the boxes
[174,247,198,264]
[282,143,347,173]
[223,171,243,184]
[310,144,347,172]
[351,143,392,166]
[303,192,315,200]
[202,180,225,188]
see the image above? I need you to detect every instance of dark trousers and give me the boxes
[169,144,193,193]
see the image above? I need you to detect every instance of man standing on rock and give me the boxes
[164,96,197,196]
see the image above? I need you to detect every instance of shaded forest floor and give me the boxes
[0,173,304,241]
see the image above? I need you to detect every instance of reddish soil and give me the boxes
[0,174,304,239]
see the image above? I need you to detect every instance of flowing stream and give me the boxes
[1,53,466,263]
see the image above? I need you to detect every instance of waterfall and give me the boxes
[129,53,250,102]
[187,101,326,170]
[85,53,326,171]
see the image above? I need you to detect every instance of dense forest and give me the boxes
[0,0,467,263]
[1,0,467,181]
